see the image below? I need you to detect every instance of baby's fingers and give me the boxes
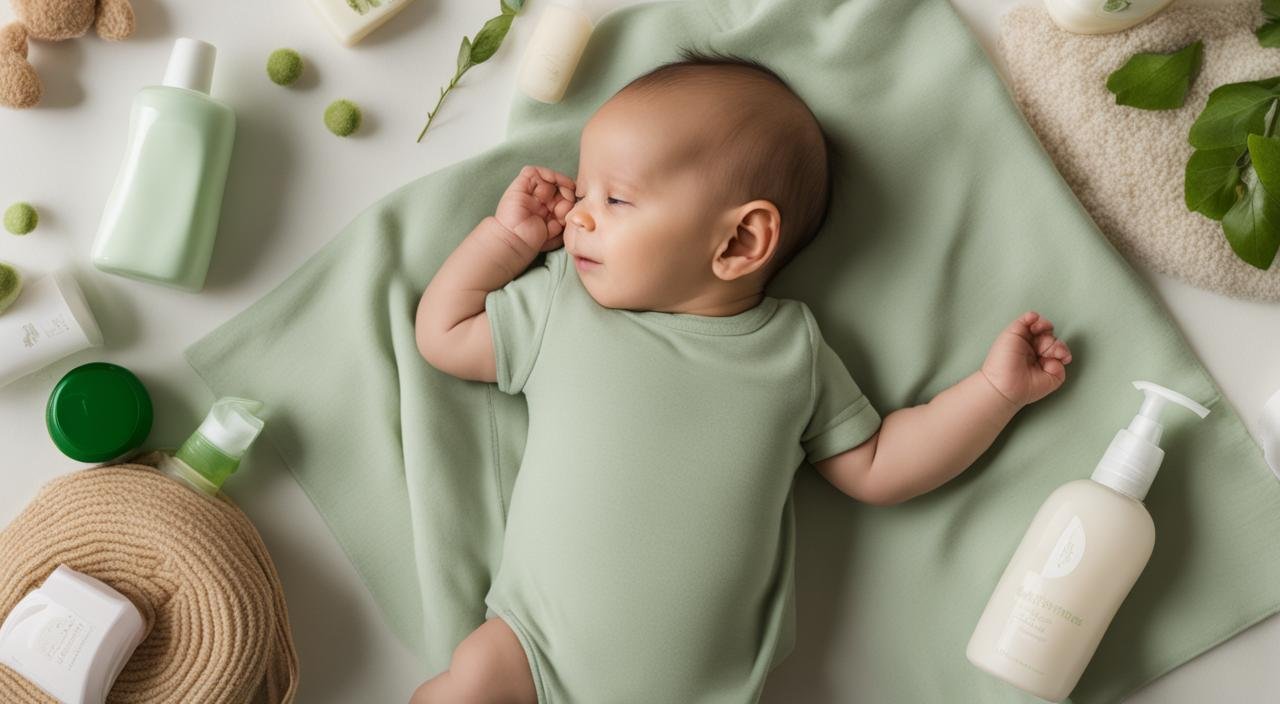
[1034,333,1072,363]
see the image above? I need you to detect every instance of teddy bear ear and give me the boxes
[0,51,42,109]
[94,0,135,41]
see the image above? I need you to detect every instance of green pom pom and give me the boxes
[324,99,362,137]
[4,202,37,235]
[267,48,303,86]
[0,262,22,315]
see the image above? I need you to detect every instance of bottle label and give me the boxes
[34,603,93,672]
[1041,515,1086,579]
[995,516,1088,675]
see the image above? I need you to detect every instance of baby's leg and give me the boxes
[409,617,537,704]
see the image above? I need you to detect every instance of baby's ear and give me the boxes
[0,23,41,109]
[711,200,780,282]
[94,0,135,41]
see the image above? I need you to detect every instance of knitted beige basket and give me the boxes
[0,459,298,703]
[999,0,1280,301]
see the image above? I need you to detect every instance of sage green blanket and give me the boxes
[185,0,1280,701]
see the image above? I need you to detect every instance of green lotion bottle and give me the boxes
[160,398,266,496]
[92,38,236,292]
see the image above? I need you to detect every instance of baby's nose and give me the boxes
[569,207,594,232]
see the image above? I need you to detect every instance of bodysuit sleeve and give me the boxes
[484,248,569,395]
[801,310,883,464]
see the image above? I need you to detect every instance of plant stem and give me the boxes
[417,68,467,143]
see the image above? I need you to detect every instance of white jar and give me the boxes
[1044,0,1177,34]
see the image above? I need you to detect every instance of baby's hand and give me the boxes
[494,165,576,253]
[980,311,1073,408]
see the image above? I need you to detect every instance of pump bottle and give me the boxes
[966,381,1210,702]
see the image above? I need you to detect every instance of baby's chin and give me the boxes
[579,278,649,311]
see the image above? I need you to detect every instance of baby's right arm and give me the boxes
[414,166,575,382]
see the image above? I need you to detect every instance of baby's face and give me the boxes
[564,94,734,311]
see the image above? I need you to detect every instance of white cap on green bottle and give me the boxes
[163,38,217,94]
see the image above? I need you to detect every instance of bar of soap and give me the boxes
[307,0,418,46]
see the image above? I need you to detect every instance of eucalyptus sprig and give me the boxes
[417,0,525,143]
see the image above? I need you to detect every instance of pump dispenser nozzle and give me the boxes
[1092,380,1210,501]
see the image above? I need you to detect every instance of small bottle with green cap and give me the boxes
[159,397,266,496]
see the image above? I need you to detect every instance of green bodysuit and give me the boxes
[482,247,882,703]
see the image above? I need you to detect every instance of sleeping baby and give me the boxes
[410,48,1073,704]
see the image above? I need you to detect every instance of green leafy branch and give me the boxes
[417,0,525,143]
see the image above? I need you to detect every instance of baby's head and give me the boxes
[564,48,831,314]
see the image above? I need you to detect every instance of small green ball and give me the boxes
[324,99,362,137]
[0,262,21,315]
[4,202,37,235]
[267,48,303,86]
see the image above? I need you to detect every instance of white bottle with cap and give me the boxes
[158,397,266,496]
[1043,0,1176,34]
[517,0,594,104]
[92,38,236,293]
[966,380,1210,702]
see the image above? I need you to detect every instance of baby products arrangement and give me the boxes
[7,0,1280,702]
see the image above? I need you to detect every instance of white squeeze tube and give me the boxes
[966,380,1209,702]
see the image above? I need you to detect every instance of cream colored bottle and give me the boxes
[516,0,593,104]
[967,381,1210,702]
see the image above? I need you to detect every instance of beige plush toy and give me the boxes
[0,0,134,108]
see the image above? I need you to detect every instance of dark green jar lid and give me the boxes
[46,362,153,463]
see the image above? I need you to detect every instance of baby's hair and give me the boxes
[615,46,833,281]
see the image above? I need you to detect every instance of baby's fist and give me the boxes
[980,311,1073,408]
[495,165,576,253]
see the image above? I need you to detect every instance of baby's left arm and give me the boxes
[814,312,1072,506]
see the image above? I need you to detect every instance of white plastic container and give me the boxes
[307,0,418,46]
[1043,0,1176,34]
[0,565,146,704]
[517,0,594,104]
[0,271,103,389]
[967,381,1210,702]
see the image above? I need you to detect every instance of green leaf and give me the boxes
[1186,146,1246,220]
[1258,20,1280,47]
[1220,133,1280,268]
[1188,78,1280,149]
[457,36,473,75]
[1105,42,1202,110]
[501,0,524,15]
[470,14,514,65]
[1264,0,1280,18]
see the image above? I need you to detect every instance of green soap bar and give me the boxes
[324,99,362,137]
[4,202,37,235]
[0,262,20,314]
[267,48,303,86]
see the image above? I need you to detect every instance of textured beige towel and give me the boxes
[0,459,298,703]
[999,1,1280,300]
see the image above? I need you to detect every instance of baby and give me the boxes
[411,49,1072,703]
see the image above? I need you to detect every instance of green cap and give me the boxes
[46,362,153,463]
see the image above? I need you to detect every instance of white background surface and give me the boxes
[1,0,1277,701]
